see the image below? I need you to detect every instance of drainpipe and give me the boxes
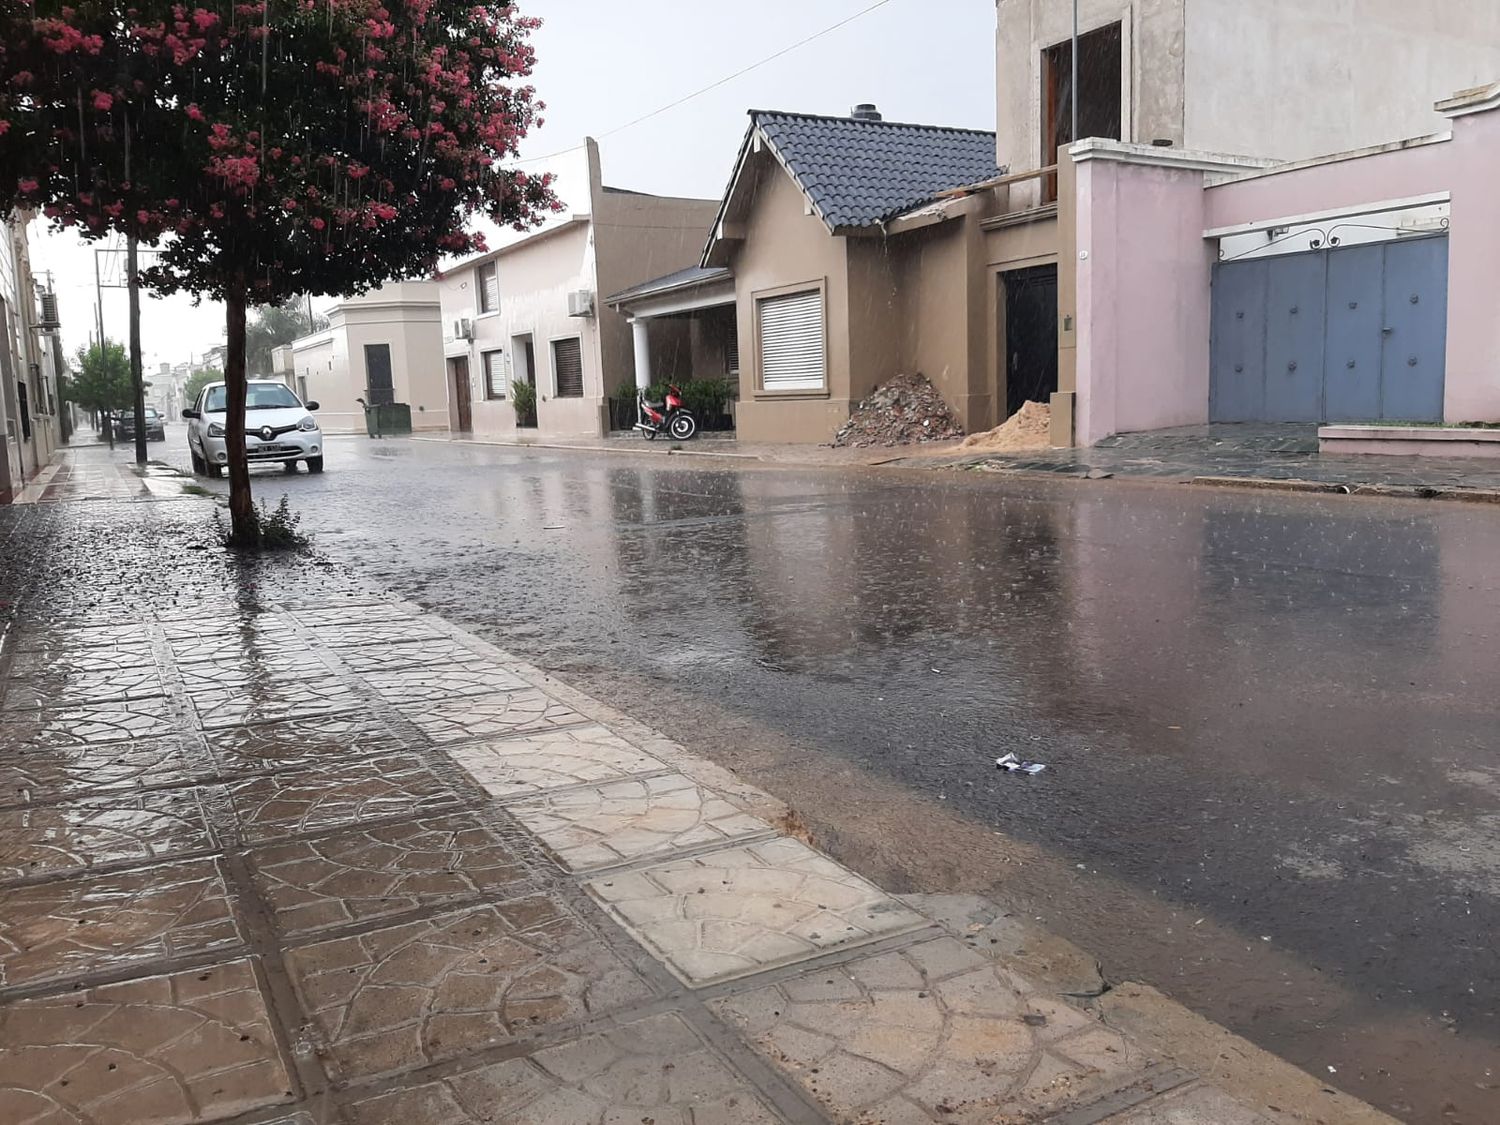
[630,317,652,390]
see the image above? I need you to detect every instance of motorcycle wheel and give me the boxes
[669,412,698,441]
[643,426,658,440]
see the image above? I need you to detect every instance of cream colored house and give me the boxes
[1,214,61,502]
[287,281,445,434]
[437,139,718,439]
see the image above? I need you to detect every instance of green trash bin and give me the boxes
[361,402,412,437]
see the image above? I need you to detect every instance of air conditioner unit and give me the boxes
[452,317,473,341]
[38,292,60,330]
[566,289,595,318]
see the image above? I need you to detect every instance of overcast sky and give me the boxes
[29,0,996,371]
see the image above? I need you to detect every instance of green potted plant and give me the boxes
[511,379,537,428]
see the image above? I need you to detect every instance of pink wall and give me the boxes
[1073,86,1500,443]
[1075,158,1217,445]
[1442,103,1500,422]
[1202,138,1451,232]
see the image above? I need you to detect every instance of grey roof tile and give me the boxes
[752,111,1001,228]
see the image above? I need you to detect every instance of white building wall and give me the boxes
[438,219,607,438]
[1184,0,1500,160]
[287,281,446,434]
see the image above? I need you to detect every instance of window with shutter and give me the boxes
[757,289,825,391]
[482,349,506,399]
[552,337,584,398]
[725,333,740,376]
[477,263,499,313]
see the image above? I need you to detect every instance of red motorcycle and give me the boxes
[633,384,698,441]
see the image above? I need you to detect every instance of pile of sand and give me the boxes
[832,373,965,448]
[958,401,1052,452]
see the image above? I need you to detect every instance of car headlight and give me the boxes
[207,422,225,437]
[297,415,319,432]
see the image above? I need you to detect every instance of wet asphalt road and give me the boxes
[155,426,1500,1122]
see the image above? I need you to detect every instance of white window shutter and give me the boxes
[758,290,825,391]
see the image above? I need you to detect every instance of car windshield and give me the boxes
[203,384,302,412]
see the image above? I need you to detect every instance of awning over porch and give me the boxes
[608,266,737,390]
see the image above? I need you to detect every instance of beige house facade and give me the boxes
[437,139,717,439]
[287,281,445,434]
[1,214,62,503]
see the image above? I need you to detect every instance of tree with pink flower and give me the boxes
[0,0,556,545]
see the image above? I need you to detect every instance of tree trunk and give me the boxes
[224,289,255,547]
[127,236,147,465]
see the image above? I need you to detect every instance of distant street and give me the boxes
[153,423,1500,1123]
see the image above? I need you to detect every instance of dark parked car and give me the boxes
[114,407,166,442]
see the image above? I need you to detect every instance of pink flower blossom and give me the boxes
[18,178,38,193]
[186,103,205,121]
[91,90,113,111]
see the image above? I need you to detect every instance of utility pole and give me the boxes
[94,249,112,449]
[127,235,146,465]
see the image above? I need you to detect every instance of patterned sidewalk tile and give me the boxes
[189,675,364,729]
[360,663,529,708]
[585,837,927,986]
[1,662,165,711]
[293,603,421,629]
[448,725,667,800]
[711,936,1141,1124]
[0,958,294,1125]
[510,773,771,872]
[177,653,330,693]
[248,811,534,937]
[285,898,653,1082]
[205,713,404,774]
[404,689,586,746]
[309,618,452,649]
[225,751,466,844]
[12,624,150,653]
[0,788,217,883]
[0,737,208,806]
[168,624,310,666]
[7,643,158,682]
[0,699,176,750]
[0,857,242,988]
[336,637,490,674]
[346,1011,779,1125]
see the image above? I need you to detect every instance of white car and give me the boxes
[183,380,324,476]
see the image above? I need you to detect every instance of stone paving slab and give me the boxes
[167,624,310,666]
[247,810,535,937]
[204,712,406,773]
[0,736,210,806]
[224,751,466,843]
[0,787,218,883]
[176,653,332,692]
[0,698,177,749]
[335,636,496,673]
[0,660,165,710]
[403,688,587,745]
[510,772,774,873]
[711,935,1145,1124]
[12,623,151,652]
[0,856,242,989]
[0,957,295,1125]
[584,836,928,986]
[360,662,530,706]
[345,1010,782,1124]
[285,897,654,1083]
[189,674,364,729]
[308,618,453,649]
[448,724,668,799]
[6,642,159,682]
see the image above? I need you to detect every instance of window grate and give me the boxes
[552,337,583,398]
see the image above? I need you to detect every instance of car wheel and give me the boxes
[306,456,325,474]
[284,460,299,473]
[189,449,203,474]
[206,462,224,479]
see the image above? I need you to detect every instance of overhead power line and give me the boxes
[515,0,898,165]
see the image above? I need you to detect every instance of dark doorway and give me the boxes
[364,343,394,406]
[1041,21,1122,200]
[448,356,472,433]
[1003,265,1059,417]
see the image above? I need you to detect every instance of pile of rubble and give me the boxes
[832,372,965,447]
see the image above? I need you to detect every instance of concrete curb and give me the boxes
[1189,474,1500,504]
[408,434,764,460]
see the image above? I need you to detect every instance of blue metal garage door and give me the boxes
[1210,235,1448,423]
